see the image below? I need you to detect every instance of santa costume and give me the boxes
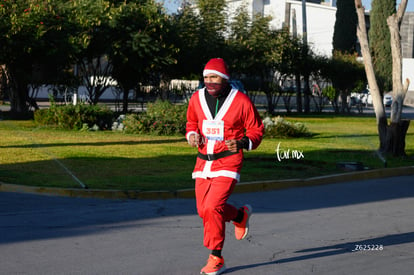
[186,57,264,272]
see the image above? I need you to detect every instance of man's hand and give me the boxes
[189,134,205,147]
[188,133,199,147]
[225,139,240,153]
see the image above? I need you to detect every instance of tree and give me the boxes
[231,12,278,113]
[68,0,115,105]
[196,0,227,61]
[169,3,203,79]
[386,1,410,155]
[226,3,252,75]
[326,52,366,113]
[332,0,360,113]
[355,0,410,156]
[369,0,395,93]
[108,0,176,113]
[333,0,358,54]
[168,0,229,80]
[265,27,305,113]
[309,55,331,112]
[227,7,324,114]
[0,0,177,114]
[0,0,75,116]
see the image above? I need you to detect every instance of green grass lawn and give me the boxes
[1,115,413,191]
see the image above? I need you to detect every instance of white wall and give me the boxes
[227,0,337,57]
[264,0,286,29]
[31,85,123,101]
[286,1,336,57]
[403,58,414,91]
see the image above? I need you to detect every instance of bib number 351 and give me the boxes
[203,120,224,141]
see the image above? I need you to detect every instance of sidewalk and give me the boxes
[1,166,414,200]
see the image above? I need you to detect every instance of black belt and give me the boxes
[197,150,238,161]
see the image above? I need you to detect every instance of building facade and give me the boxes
[401,12,414,58]
[227,0,337,57]
[227,1,414,91]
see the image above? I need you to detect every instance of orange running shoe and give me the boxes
[233,204,252,240]
[200,254,226,275]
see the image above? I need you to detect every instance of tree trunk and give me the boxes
[0,65,8,103]
[356,0,411,156]
[378,116,388,152]
[340,90,349,113]
[122,89,129,114]
[265,93,274,114]
[385,120,410,156]
[303,74,311,113]
[385,1,409,156]
[8,72,29,116]
[355,0,388,150]
[295,74,302,113]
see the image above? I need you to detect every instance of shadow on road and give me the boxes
[225,231,414,273]
[1,176,413,245]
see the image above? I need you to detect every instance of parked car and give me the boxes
[383,92,393,107]
[351,88,370,106]
[353,89,392,107]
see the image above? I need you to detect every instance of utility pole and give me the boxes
[302,0,307,45]
[302,0,310,113]
[292,8,297,37]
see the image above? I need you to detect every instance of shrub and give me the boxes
[34,108,57,126]
[122,113,151,134]
[123,100,187,136]
[263,116,312,138]
[322,86,336,101]
[34,99,114,130]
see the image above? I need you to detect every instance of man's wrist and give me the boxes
[236,137,250,150]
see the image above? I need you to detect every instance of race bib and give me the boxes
[202,120,224,141]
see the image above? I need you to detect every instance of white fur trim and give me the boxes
[215,89,238,121]
[192,170,240,182]
[199,89,213,120]
[203,69,229,80]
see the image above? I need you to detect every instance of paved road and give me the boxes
[1,175,414,275]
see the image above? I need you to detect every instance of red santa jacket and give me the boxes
[186,86,264,182]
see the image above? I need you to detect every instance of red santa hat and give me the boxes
[203,58,230,80]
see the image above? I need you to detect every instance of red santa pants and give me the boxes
[195,177,239,250]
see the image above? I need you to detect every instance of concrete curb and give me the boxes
[1,166,414,200]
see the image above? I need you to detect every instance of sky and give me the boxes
[157,0,181,13]
[362,0,414,11]
[159,0,414,13]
